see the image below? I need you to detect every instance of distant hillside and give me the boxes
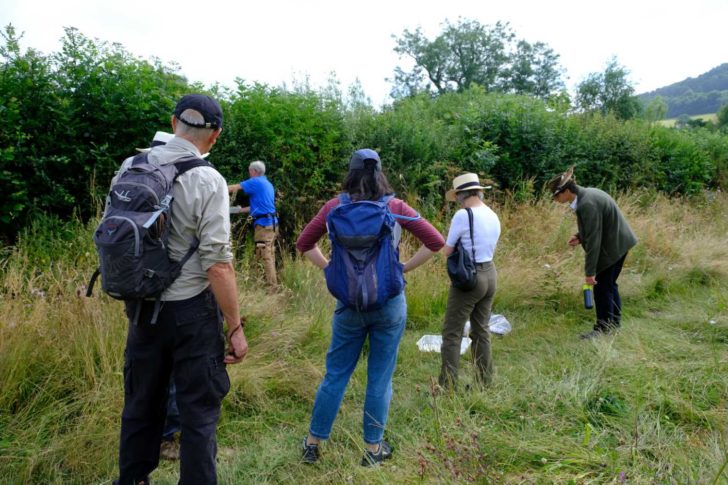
[638,63,728,118]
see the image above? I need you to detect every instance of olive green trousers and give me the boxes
[439,262,497,388]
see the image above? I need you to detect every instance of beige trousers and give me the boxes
[254,225,277,287]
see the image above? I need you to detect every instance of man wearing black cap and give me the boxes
[113,94,248,484]
[548,166,637,339]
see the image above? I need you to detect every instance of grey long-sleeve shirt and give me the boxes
[109,136,233,301]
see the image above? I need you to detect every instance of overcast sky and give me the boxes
[2,0,726,106]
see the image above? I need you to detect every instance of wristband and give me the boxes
[227,316,246,339]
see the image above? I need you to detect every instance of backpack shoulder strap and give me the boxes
[338,192,352,205]
[466,207,476,263]
[384,195,421,222]
[130,152,149,167]
[174,157,213,176]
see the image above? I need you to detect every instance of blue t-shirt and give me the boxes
[241,175,277,227]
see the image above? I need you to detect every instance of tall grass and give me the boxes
[1,192,727,483]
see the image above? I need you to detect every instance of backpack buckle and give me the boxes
[160,194,173,209]
[143,269,156,278]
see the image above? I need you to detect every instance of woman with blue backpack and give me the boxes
[295,149,445,466]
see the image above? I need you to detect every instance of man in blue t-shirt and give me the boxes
[229,160,278,287]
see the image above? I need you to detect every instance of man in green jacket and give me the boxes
[548,166,637,339]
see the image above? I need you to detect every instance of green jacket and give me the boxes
[574,186,637,276]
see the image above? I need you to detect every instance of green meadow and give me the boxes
[1,191,727,484]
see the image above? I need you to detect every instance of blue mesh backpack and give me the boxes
[87,152,211,324]
[324,193,419,311]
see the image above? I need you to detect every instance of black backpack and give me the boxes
[446,208,478,291]
[87,152,211,323]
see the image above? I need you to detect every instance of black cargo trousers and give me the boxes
[117,288,230,485]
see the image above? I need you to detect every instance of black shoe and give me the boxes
[301,437,320,464]
[361,440,393,467]
[580,329,604,340]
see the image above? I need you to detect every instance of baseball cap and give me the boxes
[174,94,223,130]
[349,148,382,171]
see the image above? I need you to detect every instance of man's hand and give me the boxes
[585,275,597,286]
[224,324,248,364]
[568,235,581,247]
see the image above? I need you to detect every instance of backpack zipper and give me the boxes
[103,216,141,257]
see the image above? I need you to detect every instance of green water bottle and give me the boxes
[583,284,594,309]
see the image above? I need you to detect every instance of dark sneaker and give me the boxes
[361,440,393,467]
[301,438,320,464]
[580,329,603,339]
[581,328,617,339]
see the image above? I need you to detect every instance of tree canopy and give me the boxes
[391,19,565,100]
[575,58,641,120]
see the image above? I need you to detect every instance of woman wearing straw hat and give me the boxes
[440,173,501,389]
[547,166,637,339]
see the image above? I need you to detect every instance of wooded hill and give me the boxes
[638,63,728,117]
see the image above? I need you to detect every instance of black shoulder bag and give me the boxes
[446,208,477,291]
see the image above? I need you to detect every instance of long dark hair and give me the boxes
[342,160,393,201]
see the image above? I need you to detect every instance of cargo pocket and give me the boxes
[207,358,230,404]
[175,301,215,327]
[255,241,266,258]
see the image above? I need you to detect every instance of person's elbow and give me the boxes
[424,233,446,253]
[207,261,234,280]
[442,245,454,256]
[295,239,308,254]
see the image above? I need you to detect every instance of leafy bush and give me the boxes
[0,25,187,241]
[2,25,727,242]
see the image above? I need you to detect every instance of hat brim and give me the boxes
[446,185,491,202]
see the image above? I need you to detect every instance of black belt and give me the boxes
[475,261,493,268]
[252,212,277,221]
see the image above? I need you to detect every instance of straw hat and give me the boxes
[445,173,492,202]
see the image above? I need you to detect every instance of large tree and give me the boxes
[391,18,564,100]
[575,58,641,120]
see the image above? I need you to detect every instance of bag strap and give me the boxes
[338,192,352,205]
[86,268,100,297]
[178,236,201,266]
[174,157,213,175]
[130,152,149,166]
[142,157,212,230]
[466,208,476,264]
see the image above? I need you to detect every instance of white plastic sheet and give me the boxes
[463,314,512,336]
[417,314,512,353]
[416,335,471,354]
[487,314,512,335]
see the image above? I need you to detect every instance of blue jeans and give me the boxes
[308,292,407,445]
